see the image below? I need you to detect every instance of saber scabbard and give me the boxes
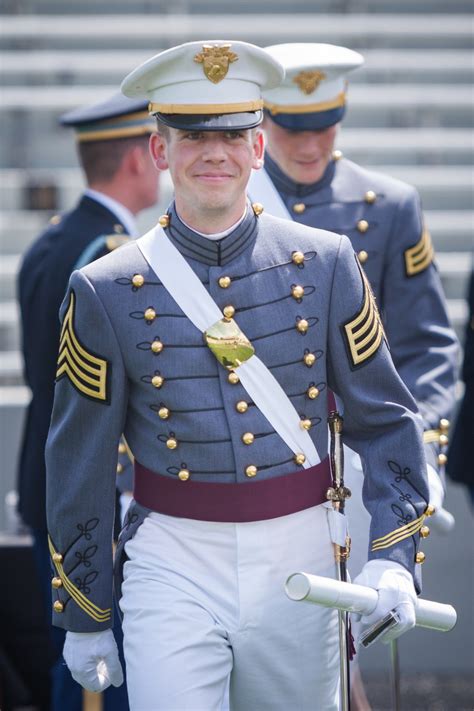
[327,410,352,711]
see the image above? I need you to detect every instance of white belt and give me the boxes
[137,225,320,467]
[247,168,292,220]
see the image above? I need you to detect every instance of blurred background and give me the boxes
[0,1,473,709]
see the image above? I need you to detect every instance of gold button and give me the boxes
[425,504,436,517]
[293,203,306,214]
[53,600,64,613]
[219,276,232,289]
[252,202,264,216]
[117,463,123,474]
[291,285,305,300]
[420,525,430,539]
[114,223,124,234]
[144,308,156,322]
[439,418,450,432]
[178,469,190,481]
[166,437,178,450]
[245,465,257,478]
[292,251,305,265]
[152,375,164,388]
[415,551,426,564]
[52,577,63,589]
[357,220,369,234]
[439,433,449,447]
[151,340,163,354]
[332,149,343,161]
[438,453,447,466]
[296,319,309,334]
[132,274,145,288]
[242,432,254,445]
[52,552,63,564]
[50,214,61,225]
[118,442,127,454]
[365,190,377,204]
[303,352,316,367]
[223,305,235,319]
[158,407,170,420]
[158,214,170,228]
[358,250,368,264]
[294,453,306,465]
[307,386,319,399]
[300,418,312,431]
[228,372,240,384]
[236,400,248,413]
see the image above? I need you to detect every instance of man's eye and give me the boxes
[185,132,203,140]
[224,131,243,139]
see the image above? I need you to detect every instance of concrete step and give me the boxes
[338,129,474,167]
[1,258,470,354]
[2,0,473,15]
[2,165,471,213]
[1,49,472,86]
[1,207,473,256]
[1,14,472,50]
[0,292,468,382]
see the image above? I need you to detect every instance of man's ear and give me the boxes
[252,130,265,170]
[149,132,169,171]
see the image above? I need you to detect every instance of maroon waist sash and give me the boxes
[134,458,332,523]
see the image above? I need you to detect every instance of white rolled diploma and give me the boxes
[285,573,457,632]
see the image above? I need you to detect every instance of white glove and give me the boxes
[353,559,416,645]
[119,491,134,526]
[427,464,444,512]
[63,629,124,692]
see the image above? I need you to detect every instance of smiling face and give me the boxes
[263,116,338,185]
[150,125,264,232]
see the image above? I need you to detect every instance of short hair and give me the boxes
[77,134,149,184]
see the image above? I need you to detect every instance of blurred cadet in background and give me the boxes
[249,42,458,710]
[16,92,159,711]
[447,268,474,504]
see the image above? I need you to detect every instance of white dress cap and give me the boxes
[263,43,363,122]
[121,40,284,124]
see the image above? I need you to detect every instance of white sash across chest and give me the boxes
[137,225,320,468]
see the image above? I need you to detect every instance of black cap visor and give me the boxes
[155,110,263,132]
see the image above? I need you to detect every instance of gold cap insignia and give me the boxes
[194,44,239,84]
[293,70,327,95]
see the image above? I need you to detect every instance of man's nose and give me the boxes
[202,136,227,161]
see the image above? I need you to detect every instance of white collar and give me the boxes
[178,207,247,241]
[85,188,137,237]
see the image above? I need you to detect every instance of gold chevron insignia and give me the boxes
[48,536,111,623]
[56,291,108,402]
[344,266,385,367]
[371,511,427,552]
[404,228,434,276]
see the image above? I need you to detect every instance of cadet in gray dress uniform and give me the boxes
[46,41,433,710]
[248,43,458,575]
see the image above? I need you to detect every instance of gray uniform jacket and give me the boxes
[46,203,429,632]
[258,155,458,472]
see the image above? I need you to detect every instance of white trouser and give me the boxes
[120,504,340,711]
[343,445,371,580]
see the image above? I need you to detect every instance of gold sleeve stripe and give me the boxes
[56,291,108,401]
[48,536,111,623]
[423,429,442,444]
[405,228,434,277]
[371,512,426,552]
[344,267,385,367]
